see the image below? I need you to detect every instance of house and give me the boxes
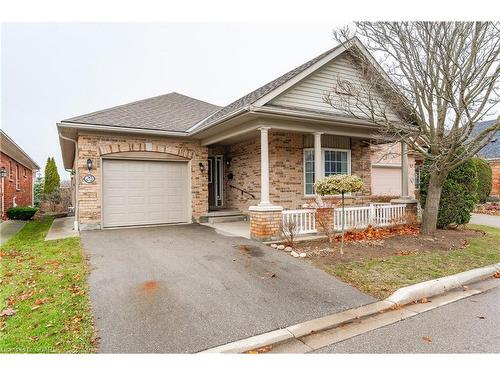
[475,119,500,197]
[371,142,422,199]
[58,38,416,240]
[0,130,40,220]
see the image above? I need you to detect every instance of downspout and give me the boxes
[58,133,79,231]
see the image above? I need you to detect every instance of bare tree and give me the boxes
[326,22,500,235]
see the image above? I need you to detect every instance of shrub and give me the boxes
[471,157,492,203]
[6,206,38,220]
[44,157,60,195]
[420,158,478,228]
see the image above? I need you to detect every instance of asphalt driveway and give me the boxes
[81,224,374,353]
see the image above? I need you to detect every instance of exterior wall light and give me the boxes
[86,158,93,171]
[0,167,6,178]
[199,162,205,173]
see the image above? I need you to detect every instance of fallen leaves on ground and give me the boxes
[494,271,500,278]
[422,336,433,343]
[0,308,16,317]
[419,297,431,304]
[245,345,273,354]
[335,225,420,243]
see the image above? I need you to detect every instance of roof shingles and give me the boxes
[63,92,221,132]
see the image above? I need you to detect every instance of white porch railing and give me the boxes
[282,209,317,235]
[281,203,407,236]
[333,203,407,231]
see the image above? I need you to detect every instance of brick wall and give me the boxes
[0,152,34,219]
[224,132,373,214]
[490,160,500,197]
[76,133,208,229]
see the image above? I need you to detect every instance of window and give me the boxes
[23,167,27,178]
[9,161,13,180]
[414,164,422,189]
[304,150,315,195]
[15,164,20,190]
[304,148,351,196]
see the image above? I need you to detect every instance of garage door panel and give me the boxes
[371,167,401,196]
[103,159,189,228]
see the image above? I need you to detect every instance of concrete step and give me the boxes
[207,215,248,224]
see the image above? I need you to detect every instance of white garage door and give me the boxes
[371,166,402,196]
[103,159,189,228]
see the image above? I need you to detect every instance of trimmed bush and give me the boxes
[6,206,38,220]
[420,158,478,228]
[471,157,492,203]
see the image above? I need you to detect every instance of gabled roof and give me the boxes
[474,119,500,160]
[62,92,221,133]
[1,130,40,170]
[192,43,345,132]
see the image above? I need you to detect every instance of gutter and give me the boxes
[58,121,190,137]
[58,132,79,231]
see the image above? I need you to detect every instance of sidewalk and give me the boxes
[470,213,500,228]
[45,217,79,241]
[0,220,26,245]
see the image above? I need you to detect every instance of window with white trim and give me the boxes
[304,148,351,196]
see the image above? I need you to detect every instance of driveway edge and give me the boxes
[199,263,500,354]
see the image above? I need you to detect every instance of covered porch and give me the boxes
[199,114,416,241]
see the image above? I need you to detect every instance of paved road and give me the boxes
[470,213,500,228]
[314,287,500,353]
[82,224,374,353]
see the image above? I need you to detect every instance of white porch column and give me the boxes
[314,132,323,183]
[400,141,409,198]
[259,127,271,206]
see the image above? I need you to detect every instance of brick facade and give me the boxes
[0,152,34,219]
[249,208,282,241]
[76,133,208,229]
[222,132,373,215]
[490,160,500,197]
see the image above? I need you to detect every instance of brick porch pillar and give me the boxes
[249,206,283,241]
[315,207,335,235]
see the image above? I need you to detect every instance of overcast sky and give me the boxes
[1,22,342,179]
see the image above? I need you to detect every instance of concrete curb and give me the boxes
[386,263,500,305]
[199,263,499,354]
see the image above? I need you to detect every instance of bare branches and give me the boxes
[327,22,500,176]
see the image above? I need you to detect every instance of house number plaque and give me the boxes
[83,174,96,184]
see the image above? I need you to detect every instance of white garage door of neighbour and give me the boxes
[103,159,189,228]
[371,167,402,196]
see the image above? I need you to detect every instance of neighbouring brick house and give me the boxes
[474,119,500,197]
[0,130,40,220]
[58,38,415,239]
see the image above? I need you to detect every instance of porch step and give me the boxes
[207,214,248,224]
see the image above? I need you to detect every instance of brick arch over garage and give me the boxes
[98,142,195,160]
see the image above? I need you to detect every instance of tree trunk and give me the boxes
[420,171,444,236]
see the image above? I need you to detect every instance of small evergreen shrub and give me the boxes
[6,206,38,220]
[471,157,492,203]
[420,158,478,228]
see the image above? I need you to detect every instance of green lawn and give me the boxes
[0,217,95,353]
[325,225,500,300]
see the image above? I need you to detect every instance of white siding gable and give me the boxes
[268,52,402,122]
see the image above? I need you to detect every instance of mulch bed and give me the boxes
[294,225,484,265]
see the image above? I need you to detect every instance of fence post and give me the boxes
[369,203,375,225]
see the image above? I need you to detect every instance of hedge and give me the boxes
[471,157,492,203]
[6,206,38,220]
[420,158,478,228]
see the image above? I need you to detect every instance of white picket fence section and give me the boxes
[281,203,407,236]
[333,203,407,231]
[282,209,317,235]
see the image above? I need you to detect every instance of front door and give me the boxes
[208,156,224,208]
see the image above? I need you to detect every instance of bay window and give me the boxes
[304,148,351,195]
